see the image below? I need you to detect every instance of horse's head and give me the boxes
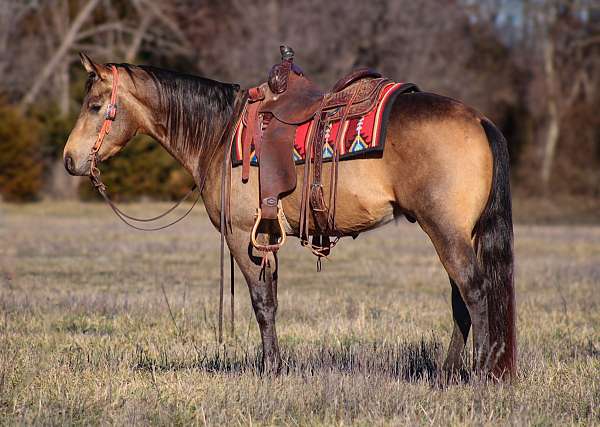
[64,53,140,176]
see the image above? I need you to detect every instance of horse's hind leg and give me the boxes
[443,278,471,375]
[226,226,281,374]
[419,222,490,374]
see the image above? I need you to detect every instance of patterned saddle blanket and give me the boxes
[231,82,418,167]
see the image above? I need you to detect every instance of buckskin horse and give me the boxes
[63,52,516,380]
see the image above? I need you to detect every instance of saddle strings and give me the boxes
[327,84,361,231]
[299,99,326,245]
[299,84,361,260]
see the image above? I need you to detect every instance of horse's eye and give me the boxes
[89,103,102,113]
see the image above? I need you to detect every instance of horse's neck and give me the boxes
[141,116,201,182]
[137,98,203,183]
[132,75,241,226]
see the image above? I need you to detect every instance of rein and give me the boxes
[88,65,200,231]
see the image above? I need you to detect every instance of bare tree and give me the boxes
[0,1,33,91]
[523,0,600,190]
[177,0,516,123]
[2,0,598,199]
[19,0,101,111]
[3,0,195,113]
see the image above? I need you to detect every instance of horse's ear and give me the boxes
[79,52,107,79]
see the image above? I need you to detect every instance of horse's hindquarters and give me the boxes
[383,92,493,236]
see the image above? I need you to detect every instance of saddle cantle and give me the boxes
[331,68,382,93]
[235,46,419,258]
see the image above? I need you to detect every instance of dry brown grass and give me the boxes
[0,200,598,425]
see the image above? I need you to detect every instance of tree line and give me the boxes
[0,0,598,201]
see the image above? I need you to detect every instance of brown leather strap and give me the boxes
[309,83,361,234]
[91,179,201,231]
[242,102,259,181]
[230,252,235,337]
[328,83,362,230]
[299,98,327,242]
[90,65,119,158]
[241,87,265,182]
[309,118,329,232]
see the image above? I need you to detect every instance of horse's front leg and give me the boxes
[227,226,281,374]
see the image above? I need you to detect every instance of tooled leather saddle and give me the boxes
[238,46,414,257]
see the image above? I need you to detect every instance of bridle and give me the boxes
[88,65,200,231]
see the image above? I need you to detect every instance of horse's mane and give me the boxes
[111,63,240,164]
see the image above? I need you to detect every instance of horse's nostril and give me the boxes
[64,155,75,175]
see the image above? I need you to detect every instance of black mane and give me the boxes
[111,63,240,167]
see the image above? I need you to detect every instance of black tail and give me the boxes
[477,118,516,378]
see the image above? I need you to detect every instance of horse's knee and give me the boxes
[253,307,275,329]
[248,270,279,326]
[248,283,275,313]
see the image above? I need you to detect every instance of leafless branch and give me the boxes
[19,0,101,110]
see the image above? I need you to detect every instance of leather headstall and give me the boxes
[89,65,119,185]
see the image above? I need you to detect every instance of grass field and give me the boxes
[0,201,599,425]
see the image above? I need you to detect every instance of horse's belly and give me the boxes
[333,183,396,234]
[283,157,396,235]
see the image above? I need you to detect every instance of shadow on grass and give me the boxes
[132,337,444,383]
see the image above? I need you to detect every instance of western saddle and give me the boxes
[240,45,394,258]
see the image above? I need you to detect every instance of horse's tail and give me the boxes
[477,118,516,379]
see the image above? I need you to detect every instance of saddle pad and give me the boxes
[231,82,413,166]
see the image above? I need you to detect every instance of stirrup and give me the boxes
[250,207,287,252]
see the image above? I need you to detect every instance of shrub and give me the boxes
[0,103,43,202]
[30,104,76,165]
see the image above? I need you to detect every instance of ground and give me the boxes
[0,200,598,425]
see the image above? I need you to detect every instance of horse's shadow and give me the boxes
[132,337,469,385]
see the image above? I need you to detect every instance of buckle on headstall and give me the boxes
[105,103,117,120]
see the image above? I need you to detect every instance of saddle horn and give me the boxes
[280,45,294,61]
[269,46,295,94]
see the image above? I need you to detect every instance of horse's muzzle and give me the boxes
[64,154,90,176]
